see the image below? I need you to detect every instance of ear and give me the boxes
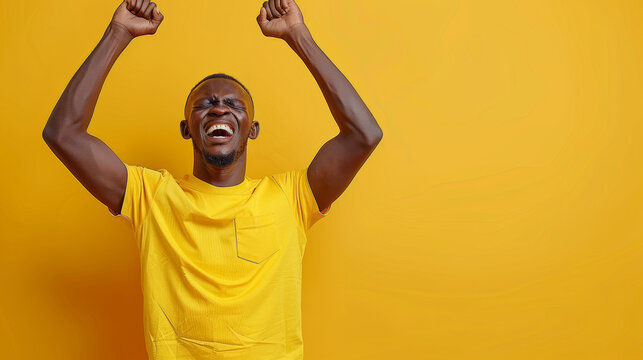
[249,121,260,139]
[180,120,191,139]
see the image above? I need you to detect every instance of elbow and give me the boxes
[42,125,70,147]
[341,118,383,148]
[43,115,59,143]
[42,119,83,145]
[364,126,383,148]
[42,124,65,146]
[42,127,56,144]
[348,127,382,148]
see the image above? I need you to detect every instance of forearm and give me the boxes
[284,25,382,145]
[43,23,133,141]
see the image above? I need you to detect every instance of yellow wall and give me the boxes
[1,0,643,358]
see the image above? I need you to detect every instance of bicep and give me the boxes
[307,133,380,212]
[44,131,127,214]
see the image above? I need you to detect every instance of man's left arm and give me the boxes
[257,0,383,212]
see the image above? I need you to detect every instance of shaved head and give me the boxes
[184,73,254,119]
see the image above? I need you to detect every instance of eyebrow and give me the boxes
[193,96,246,104]
[191,96,248,112]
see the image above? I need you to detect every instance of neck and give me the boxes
[192,151,247,187]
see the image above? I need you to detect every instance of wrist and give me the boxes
[283,23,311,45]
[106,21,135,44]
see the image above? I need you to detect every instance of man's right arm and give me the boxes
[42,0,163,214]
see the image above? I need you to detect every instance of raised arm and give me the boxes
[42,0,163,214]
[257,0,383,213]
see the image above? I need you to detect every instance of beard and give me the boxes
[205,149,236,167]
[193,138,247,168]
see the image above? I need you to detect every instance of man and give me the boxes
[43,0,382,358]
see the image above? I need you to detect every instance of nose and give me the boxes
[207,103,230,117]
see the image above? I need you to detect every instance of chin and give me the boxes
[205,149,237,167]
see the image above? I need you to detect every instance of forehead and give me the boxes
[189,78,251,104]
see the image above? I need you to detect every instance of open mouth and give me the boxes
[205,123,234,142]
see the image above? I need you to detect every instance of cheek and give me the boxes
[190,120,202,135]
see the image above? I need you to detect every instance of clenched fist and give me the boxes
[111,0,164,38]
[256,0,305,39]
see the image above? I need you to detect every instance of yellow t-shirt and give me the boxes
[108,162,330,360]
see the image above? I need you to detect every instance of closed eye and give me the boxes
[224,99,246,110]
[192,98,246,111]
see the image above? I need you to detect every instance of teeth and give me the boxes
[206,124,233,136]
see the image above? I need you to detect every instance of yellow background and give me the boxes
[1,0,643,358]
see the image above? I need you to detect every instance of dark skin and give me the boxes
[180,78,258,187]
[43,0,382,215]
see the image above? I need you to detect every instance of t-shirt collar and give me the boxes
[180,172,254,194]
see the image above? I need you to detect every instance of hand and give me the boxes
[256,0,305,39]
[111,0,164,38]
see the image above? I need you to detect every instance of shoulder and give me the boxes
[268,167,307,186]
[123,163,177,188]
[124,163,173,175]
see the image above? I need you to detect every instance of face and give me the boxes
[180,78,258,168]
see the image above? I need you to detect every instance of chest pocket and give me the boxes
[234,214,281,264]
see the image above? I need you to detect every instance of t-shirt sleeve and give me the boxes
[272,166,332,231]
[107,162,168,231]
